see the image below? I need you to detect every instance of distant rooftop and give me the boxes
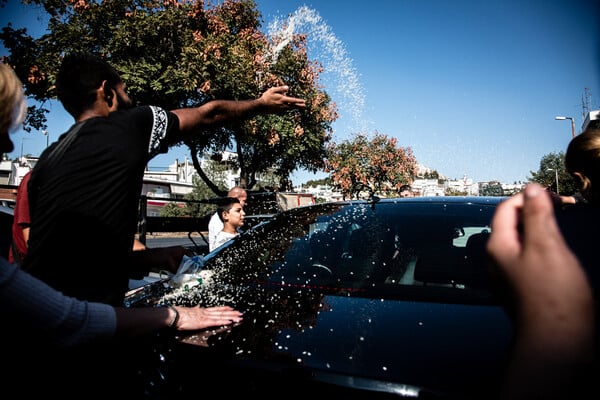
[582,110,600,131]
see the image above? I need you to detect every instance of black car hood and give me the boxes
[162,284,513,398]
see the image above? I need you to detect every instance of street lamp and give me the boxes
[555,116,576,138]
[547,168,559,195]
[20,137,31,160]
[42,130,49,148]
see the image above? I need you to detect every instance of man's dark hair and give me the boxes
[55,52,123,118]
[399,184,412,192]
[217,197,241,222]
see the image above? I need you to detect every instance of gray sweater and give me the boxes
[1,257,116,347]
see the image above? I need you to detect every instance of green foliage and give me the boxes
[184,174,221,218]
[503,186,522,196]
[159,202,188,217]
[253,166,283,190]
[1,0,336,193]
[445,187,467,196]
[479,183,504,197]
[528,151,578,195]
[325,132,417,199]
[303,177,331,187]
[422,170,440,179]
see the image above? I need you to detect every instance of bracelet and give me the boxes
[166,305,179,329]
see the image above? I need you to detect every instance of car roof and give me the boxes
[345,195,506,205]
[0,204,14,215]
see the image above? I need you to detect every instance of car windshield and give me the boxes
[146,197,513,399]
[194,198,501,305]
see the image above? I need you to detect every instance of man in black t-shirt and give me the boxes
[24,52,305,305]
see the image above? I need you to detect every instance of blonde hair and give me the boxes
[565,127,600,204]
[0,63,27,135]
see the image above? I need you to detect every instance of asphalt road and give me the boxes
[144,233,209,253]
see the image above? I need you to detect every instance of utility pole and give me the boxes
[582,87,592,120]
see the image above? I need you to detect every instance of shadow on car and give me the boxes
[128,196,519,399]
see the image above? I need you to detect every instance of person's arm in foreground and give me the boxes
[173,85,306,133]
[129,245,191,276]
[1,257,115,347]
[487,183,595,400]
[1,258,242,348]
[114,304,242,337]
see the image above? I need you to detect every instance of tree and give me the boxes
[479,182,504,197]
[528,151,578,195]
[445,187,467,196]
[1,0,336,193]
[183,174,220,218]
[159,202,187,217]
[325,132,417,200]
[422,170,440,179]
[303,177,331,188]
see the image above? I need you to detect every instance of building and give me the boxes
[582,110,600,131]
[0,156,37,201]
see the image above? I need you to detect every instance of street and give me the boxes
[144,233,208,253]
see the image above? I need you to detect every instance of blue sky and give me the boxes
[2,0,599,185]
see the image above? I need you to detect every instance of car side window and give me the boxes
[246,202,497,296]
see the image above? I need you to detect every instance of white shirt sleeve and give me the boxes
[207,212,223,251]
[210,231,238,252]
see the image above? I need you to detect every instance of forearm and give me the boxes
[172,85,302,132]
[114,306,175,337]
[500,294,595,399]
[1,259,116,347]
[174,98,264,131]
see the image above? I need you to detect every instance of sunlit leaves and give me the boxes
[325,132,417,199]
[1,0,335,190]
[528,151,578,195]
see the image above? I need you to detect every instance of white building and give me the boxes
[445,175,479,196]
[0,156,37,186]
[293,183,343,202]
[412,179,445,196]
[582,109,599,131]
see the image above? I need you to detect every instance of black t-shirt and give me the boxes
[23,106,178,305]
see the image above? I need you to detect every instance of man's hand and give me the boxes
[259,85,306,111]
[487,183,595,400]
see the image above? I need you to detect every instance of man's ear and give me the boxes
[572,172,585,187]
[101,80,114,107]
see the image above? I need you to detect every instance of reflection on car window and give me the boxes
[202,200,498,301]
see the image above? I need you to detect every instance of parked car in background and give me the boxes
[0,198,16,209]
[130,196,519,399]
[0,204,14,259]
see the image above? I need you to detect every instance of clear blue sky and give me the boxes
[2,0,599,185]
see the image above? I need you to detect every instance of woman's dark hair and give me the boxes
[565,127,600,204]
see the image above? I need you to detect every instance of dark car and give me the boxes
[130,196,517,399]
[0,204,14,259]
